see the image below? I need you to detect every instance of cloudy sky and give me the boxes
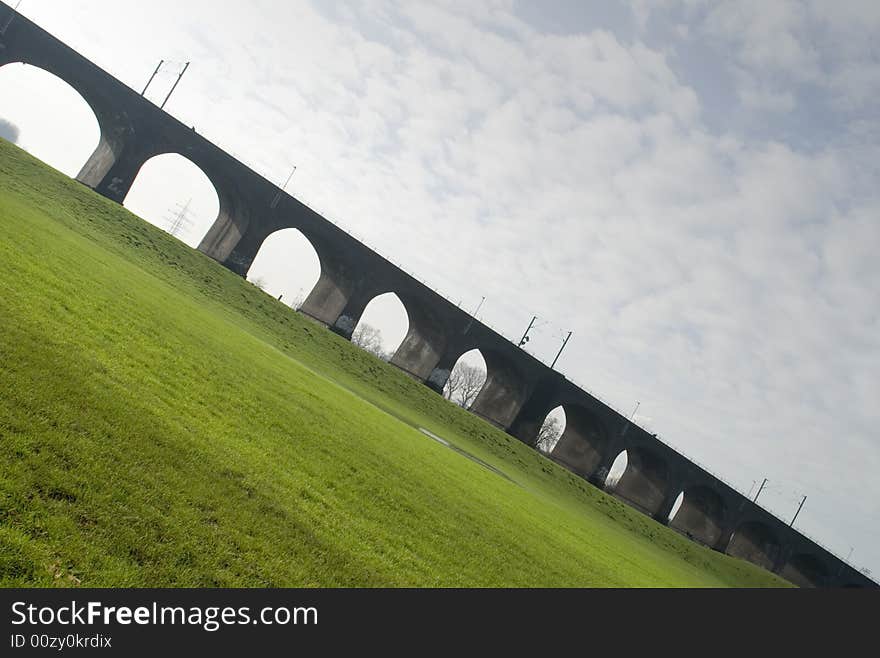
[1,0,878,578]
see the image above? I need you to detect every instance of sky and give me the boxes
[1,0,878,578]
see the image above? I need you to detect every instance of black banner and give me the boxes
[0,588,875,654]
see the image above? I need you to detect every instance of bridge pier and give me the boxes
[200,210,268,277]
[585,446,620,488]
[469,351,531,430]
[424,347,465,394]
[541,404,615,478]
[389,299,448,382]
[712,523,736,553]
[507,383,563,447]
[329,286,380,340]
[611,447,670,517]
[777,551,830,588]
[549,433,605,480]
[723,520,785,572]
[284,238,355,326]
[652,488,680,524]
[666,485,730,547]
[76,136,151,204]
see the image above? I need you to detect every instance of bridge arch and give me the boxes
[605,450,628,489]
[780,553,829,588]
[536,406,566,453]
[246,227,321,307]
[725,521,781,572]
[123,153,220,247]
[0,62,100,176]
[549,404,610,480]
[442,349,487,409]
[668,484,727,546]
[0,41,142,200]
[606,446,670,517]
[351,292,409,359]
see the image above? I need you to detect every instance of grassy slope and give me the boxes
[0,139,790,587]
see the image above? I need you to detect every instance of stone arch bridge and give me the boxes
[1,3,873,588]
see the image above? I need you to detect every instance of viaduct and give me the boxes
[1,3,874,588]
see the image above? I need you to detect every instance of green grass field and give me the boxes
[0,139,791,587]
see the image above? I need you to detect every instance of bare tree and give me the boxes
[289,293,304,311]
[249,276,268,291]
[444,362,486,409]
[458,364,486,408]
[536,416,563,453]
[443,368,463,403]
[287,287,306,311]
[351,323,385,358]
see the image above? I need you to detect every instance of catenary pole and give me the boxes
[160,61,189,110]
[141,59,164,96]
